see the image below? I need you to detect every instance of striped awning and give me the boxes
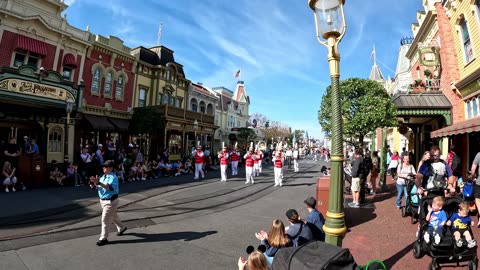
[430,116,480,138]
[63,53,77,68]
[16,35,48,56]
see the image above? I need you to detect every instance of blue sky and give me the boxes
[64,0,423,139]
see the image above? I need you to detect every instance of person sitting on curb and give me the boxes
[285,209,314,247]
[255,219,292,266]
[238,250,269,270]
[304,197,325,241]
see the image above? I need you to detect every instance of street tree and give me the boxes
[237,127,257,147]
[318,77,398,148]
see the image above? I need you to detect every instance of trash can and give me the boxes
[316,175,330,216]
[31,155,46,187]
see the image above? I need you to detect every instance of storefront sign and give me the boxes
[0,79,75,101]
[204,128,213,132]
[168,122,182,128]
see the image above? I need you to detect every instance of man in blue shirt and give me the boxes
[415,145,455,196]
[90,160,127,246]
[304,196,325,241]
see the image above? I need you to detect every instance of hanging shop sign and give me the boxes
[0,79,76,101]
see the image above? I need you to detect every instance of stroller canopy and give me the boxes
[271,241,358,270]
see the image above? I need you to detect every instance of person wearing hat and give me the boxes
[95,144,105,165]
[89,160,127,246]
[230,146,240,176]
[192,145,205,180]
[244,146,256,184]
[218,146,230,181]
[304,197,325,241]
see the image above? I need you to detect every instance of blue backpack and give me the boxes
[463,180,474,199]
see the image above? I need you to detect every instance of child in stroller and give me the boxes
[447,201,476,249]
[413,194,478,270]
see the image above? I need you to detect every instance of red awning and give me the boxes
[430,116,480,138]
[16,35,48,56]
[63,53,77,68]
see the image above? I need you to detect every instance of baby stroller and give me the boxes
[413,193,478,270]
[461,172,477,214]
[344,165,352,195]
[401,174,420,224]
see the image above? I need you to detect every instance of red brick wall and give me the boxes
[82,47,133,112]
[40,42,56,70]
[0,31,16,66]
[435,3,463,124]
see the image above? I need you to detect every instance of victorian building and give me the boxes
[213,81,250,150]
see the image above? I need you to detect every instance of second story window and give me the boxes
[13,50,40,68]
[104,72,113,97]
[192,104,197,112]
[163,93,169,104]
[460,18,474,63]
[62,67,72,80]
[176,99,182,108]
[92,68,101,94]
[166,70,171,81]
[116,75,124,100]
[139,87,146,107]
[170,96,175,106]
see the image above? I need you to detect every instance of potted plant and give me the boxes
[409,79,426,91]
[424,69,432,78]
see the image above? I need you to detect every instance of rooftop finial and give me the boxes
[400,36,414,45]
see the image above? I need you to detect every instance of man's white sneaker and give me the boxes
[194,177,199,180]
[279,183,282,187]
[274,184,279,187]
[12,187,16,192]
[5,188,8,193]
[245,181,249,184]
[251,180,254,184]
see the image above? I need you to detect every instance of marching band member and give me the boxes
[192,145,205,180]
[230,144,240,176]
[293,146,300,172]
[258,149,263,173]
[273,144,284,187]
[218,144,229,182]
[253,148,261,177]
[244,145,256,184]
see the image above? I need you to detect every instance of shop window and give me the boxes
[460,18,474,63]
[468,101,473,119]
[48,126,63,152]
[116,75,124,100]
[62,66,72,80]
[168,134,182,155]
[169,96,175,106]
[139,87,146,107]
[176,99,182,108]
[104,72,113,97]
[92,68,101,94]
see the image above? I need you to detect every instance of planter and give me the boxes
[411,87,426,92]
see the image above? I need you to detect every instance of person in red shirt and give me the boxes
[192,145,205,180]
[253,149,261,177]
[230,146,240,176]
[244,146,256,184]
[218,146,230,182]
[273,147,284,187]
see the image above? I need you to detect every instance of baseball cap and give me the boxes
[98,143,103,147]
[102,160,115,167]
[304,197,317,208]
[128,143,134,147]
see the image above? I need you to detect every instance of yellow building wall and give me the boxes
[448,1,480,79]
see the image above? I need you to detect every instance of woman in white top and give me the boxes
[396,154,416,209]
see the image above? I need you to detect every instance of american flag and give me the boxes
[234,69,241,78]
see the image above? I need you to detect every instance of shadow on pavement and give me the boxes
[112,230,218,244]
[345,207,376,229]
[382,241,415,269]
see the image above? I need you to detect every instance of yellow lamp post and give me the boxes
[64,98,74,163]
[308,0,347,246]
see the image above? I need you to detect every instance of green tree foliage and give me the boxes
[237,127,257,147]
[130,107,164,134]
[318,78,398,148]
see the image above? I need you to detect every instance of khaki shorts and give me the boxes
[351,177,361,192]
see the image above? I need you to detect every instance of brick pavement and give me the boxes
[342,176,480,269]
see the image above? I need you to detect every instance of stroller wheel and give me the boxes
[413,242,424,259]
[468,259,478,270]
[401,207,406,217]
[429,262,438,270]
[411,216,416,224]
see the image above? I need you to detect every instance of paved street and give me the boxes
[0,158,478,269]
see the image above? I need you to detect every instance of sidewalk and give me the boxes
[342,175,480,269]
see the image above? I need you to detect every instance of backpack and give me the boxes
[363,156,373,177]
[426,160,448,189]
[451,155,461,173]
[463,180,474,199]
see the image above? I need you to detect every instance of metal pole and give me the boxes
[64,112,70,163]
[379,128,387,191]
[322,35,347,247]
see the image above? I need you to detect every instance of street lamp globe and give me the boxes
[65,98,74,114]
[308,0,346,40]
[193,120,198,130]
